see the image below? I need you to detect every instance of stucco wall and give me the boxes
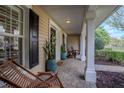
[67,35,80,50]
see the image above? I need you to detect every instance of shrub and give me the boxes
[104,48,112,51]
[95,50,124,63]
[95,37,105,50]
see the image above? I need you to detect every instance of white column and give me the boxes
[64,33,67,51]
[56,29,61,62]
[81,35,86,62]
[80,35,83,59]
[85,11,96,83]
[25,5,32,9]
[80,32,86,62]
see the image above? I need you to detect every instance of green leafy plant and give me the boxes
[43,40,55,60]
[61,45,66,53]
[95,50,124,63]
[95,37,105,50]
[95,27,110,45]
[104,48,112,51]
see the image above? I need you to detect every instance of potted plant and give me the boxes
[61,45,67,60]
[43,40,57,72]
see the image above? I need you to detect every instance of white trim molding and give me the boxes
[49,20,61,31]
[25,5,32,9]
[49,19,62,62]
[0,32,23,38]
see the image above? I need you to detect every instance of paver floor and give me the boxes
[57,58,96,88]
[57,59,124,88]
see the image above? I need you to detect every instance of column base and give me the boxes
[85,68,96,83]
[81,56,86,62]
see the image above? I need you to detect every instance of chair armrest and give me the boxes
[37,72,55,77]
[37,72,58,81]
[37,72,64,88]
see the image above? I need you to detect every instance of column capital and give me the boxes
[25,5,32,9]
[86,10,96,20]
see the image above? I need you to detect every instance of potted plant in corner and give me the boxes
[61,45,67,60]
[43,40,57,72]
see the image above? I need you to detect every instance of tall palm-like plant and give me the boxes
[43,40,55,60]
[43,40,57,72]
[61,44,66,53]
[61,44,67,60]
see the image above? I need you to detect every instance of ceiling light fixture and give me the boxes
[65,19,71,24]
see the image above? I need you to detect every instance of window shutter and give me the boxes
[29,9,39,69]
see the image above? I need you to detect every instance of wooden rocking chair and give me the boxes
[0,60,63,88]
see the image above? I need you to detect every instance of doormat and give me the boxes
[57,61,64,66]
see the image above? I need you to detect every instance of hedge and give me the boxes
[95,50,124,63]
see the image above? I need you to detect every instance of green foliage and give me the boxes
[61,45,66,53]
[95,50,124,63]
[95,27,110,45]
[43,40,55,60]
[109,37,124,50]
[95,37,105,50]
[104,48,112,51]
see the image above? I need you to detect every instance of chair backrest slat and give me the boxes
[12,61,43,81]
[0,60,50,88]
[6,69,16,79]
[0,60,63,88]
[0,77,21,88]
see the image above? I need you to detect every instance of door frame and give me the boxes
[49,20,61,62]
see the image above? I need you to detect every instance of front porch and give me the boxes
[0,5,120,88]
[57,58,96,88]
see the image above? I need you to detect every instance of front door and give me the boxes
[50,27,56,59]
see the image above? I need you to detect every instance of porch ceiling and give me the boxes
[41,5,119,35]
[42,5,85,35]
[94,5,119,28]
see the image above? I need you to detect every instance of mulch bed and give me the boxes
[95,57,124,66]
[97,71,124,88]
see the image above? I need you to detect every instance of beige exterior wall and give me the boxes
[30,5,67,73]
[67,35,80,50]
[30,6,49,73]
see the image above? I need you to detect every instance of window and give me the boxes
[0,5,23,64]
